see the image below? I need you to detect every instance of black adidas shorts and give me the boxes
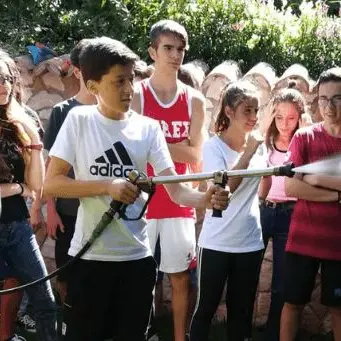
[63,257,157,341]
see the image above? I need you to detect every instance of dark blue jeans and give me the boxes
[0,220,56,341]
[260,203,294,341]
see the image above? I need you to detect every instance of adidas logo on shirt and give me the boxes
[90,141,134,178]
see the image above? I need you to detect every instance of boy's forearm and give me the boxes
[285,177,338,202]
[166,182,206,210]
[167,142,202,163]
[44,175,110,199]
[176,185,206,210]
[311,175,341,191]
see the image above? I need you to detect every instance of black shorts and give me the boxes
[283,252,341,307]
[55,213,76,282]
[63,257,157,341]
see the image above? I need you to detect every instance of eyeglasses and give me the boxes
[0,75,13,86]
[318,95,341,108]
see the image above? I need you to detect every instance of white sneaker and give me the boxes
[17,313,36,333]
[9,335,27,341]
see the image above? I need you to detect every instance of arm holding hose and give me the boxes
[159,167,230,211]
[44,156,139,205]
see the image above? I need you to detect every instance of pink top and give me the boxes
[267,147,297,202]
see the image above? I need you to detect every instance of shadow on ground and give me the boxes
[18,312,334,341]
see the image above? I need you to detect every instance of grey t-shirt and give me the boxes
[44,98,82,216]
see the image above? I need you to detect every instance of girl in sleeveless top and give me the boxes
[0,50,56,341]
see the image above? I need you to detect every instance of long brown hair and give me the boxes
[215,80,258,133]
[0,50,29,149]
[265,88,306,150]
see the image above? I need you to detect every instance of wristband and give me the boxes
[24,143,43,151]
[17,183,24,196]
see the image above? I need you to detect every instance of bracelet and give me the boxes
[24,143,43,151]
[17,183,24,196]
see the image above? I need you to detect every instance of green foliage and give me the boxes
[0,0,340,79]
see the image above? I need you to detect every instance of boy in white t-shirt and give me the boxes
[43,37,230,341]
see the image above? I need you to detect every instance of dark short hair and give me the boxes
[149,20,188,50]
[70,39,92,68]
[134,60,151,79]
[79,37,139,83]
[178,66,196,88]
[317,67,341,91]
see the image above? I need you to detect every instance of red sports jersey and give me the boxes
[140,79,195,219]
[286,123,341,260]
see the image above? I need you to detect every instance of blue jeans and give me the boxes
[260,203,294,341]
[0,220,56,341]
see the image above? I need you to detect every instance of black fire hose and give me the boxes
[0,171,147,296]
[0,199,127,295]
[0,164,295,295]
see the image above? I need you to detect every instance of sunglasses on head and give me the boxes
[0,75,13,86]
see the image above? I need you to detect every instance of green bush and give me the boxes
[0,0,340,79]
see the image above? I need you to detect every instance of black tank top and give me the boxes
[0,137,29,223]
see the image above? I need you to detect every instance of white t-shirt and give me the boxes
[198,135,266,253]
[50,106,174,261]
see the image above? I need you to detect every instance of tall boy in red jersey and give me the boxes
[132,20,206,341]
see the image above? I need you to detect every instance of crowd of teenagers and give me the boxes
[0,18,340,341]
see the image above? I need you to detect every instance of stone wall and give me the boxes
[17,54,331,336]
[15,54,79,129]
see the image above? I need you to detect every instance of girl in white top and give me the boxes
[190,80,267,341]
[258,88,305,341]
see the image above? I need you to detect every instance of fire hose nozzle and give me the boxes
[274,163,295,177]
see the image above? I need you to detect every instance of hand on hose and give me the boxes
[108,179,140,204]
[204,185,232,210]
